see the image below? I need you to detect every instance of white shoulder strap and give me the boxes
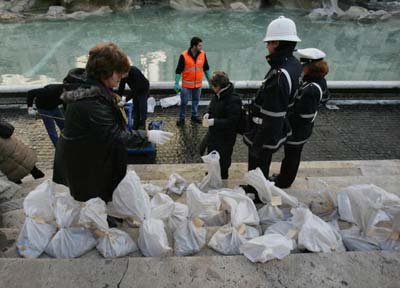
[311,82,323,101]
[280,68,292,95]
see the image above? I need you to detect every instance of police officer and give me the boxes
[272,48,330,188]
[243,16,303,180]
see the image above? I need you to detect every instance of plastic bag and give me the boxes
[167,202,189,232]
[138,218,171,257]
[186,183,225,226]
[244,168,298,207]
[174,219,206,256]
[291,207,344,253]
[17,180,57,258]
[258,204,285,225]
[150,193,175,221]
[160,94,181,108]
[340,226,380,251]
[147,97,156,113]
[240,233,294,263]
[218,190,259,227]
[264,221,298,249]
[142,183,165,197]
[198,151,223,192]
[112,172,172,257]
[45,196,97,258]
[167,173,188,195]
[110,171,151,222]
[96,228,138,258]
[79,197,138,258]
[208,225,247,255]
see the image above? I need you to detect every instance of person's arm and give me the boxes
[88,100,147,147]
[27,89,37,108]
[175,55,185,75]
[252,71,290,148]
[133,67,150,96]
[203,53,210,72]
[117,77,127,97]
[295,84,321,119]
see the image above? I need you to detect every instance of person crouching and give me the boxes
[202,71,241,179]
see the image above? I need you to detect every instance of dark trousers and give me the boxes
[208,142,235,180]
[37,107,64,147]
[248,147,273,179]
[276,144,304,188]
[133,94,148,130]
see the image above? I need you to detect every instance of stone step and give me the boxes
[0,198,24,214]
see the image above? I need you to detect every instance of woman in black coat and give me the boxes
[53,43,173,203]
[202,71,241,179]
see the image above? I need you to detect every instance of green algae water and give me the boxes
[0,7,399,85]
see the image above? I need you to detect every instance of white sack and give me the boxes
[150,193,175,221]
[160,94,181,108]
[138,218,171,257]
[167,202,189,232]
[147,97,156,113]
[198,151,223,192]
[174,219,206,256]
[167,173,188,195]
[258,204,285,225]
[96,228,138,258]
[142,183,164,197]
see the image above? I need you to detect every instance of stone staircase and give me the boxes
[0,160,400,287]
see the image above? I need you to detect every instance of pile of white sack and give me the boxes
[15,151,400,261]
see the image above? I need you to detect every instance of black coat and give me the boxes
[207,83,241,148]
[27,84,64,110]
[53,70,147,202]
[287,76,329,145]
[117,66,149,100]
[243,49,303,151]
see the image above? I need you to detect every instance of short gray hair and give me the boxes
[210,71,230,88]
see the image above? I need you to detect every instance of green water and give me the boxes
[0,7,399,85]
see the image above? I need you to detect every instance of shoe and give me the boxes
[107,216,122,228]
[31,166,45,179]
[269,173,279,183]
[240,185,263,204]
[176,119,185,127]
[191,116,202,124]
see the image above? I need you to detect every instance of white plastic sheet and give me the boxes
[186,183,225,226]
[160,94,181,108]
[17,180,57,258]
[45,196,96,258]
[291,207,344,253]
[198,151,223,192]
[244,168,299,207]
[167,173,188,195]
[218,190,260,227]
[174,219,206,256]
[240,233,294,263]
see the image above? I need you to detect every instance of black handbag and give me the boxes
[0,120,15,138]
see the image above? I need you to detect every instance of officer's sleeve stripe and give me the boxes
[280,68,292,95]
[261,109,287,117]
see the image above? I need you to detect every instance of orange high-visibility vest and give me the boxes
[181,50,205,88]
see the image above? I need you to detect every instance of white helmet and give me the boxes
[263,16,301,43]
[296,48,326,64]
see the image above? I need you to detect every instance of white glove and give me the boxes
[28,107,37,116]
[118,96,127,107]
[202,113,209,127]
[147,130,174,145]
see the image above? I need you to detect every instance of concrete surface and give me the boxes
[0,252,399,288]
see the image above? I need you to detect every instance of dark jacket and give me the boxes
[243,49,303,151]
[53,69,147,202]
[27,84,64,110]
[286,76,329,145]
[175,48,210,74]
[207,83,241,147]
[117,66,149,100]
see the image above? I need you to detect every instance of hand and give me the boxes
[147,130,174,145]
[28,107,37,116]
[174,83,181,94]
[202,113,209,127]
[118,96,126,107]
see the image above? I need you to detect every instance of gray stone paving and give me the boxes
[1,104,399,170]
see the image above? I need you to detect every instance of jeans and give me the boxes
[179,87,201,120]
[37,107,64,147]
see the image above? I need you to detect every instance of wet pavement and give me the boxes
[1,104,400,170]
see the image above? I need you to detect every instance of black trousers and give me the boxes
[208,143,234,180]
[248,147,273,179]
[133,94,148,130]
[276,143,304,188]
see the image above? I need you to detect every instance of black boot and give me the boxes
[191,116,202,124]
[31,166,45,179]
[107,216,122,228]
[240,185,263,204]
[176,119,185,127]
